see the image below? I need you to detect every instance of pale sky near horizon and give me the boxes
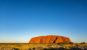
[0,0,87,43]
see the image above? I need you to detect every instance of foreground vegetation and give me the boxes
[0,43,87,50]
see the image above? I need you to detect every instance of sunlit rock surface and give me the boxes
[29,35,71,43]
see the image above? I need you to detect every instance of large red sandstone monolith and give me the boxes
[29,35,71,43]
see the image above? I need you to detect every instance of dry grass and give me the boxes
[0,43,87,50]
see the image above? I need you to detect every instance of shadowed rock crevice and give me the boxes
[53,37,57,43]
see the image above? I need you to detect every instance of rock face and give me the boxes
[29,35,71,43]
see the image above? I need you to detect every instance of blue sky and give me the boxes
[0,0,87,43]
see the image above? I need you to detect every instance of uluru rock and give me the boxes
[29,35,71,43]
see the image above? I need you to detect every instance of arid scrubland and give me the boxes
[0,43,87,50]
